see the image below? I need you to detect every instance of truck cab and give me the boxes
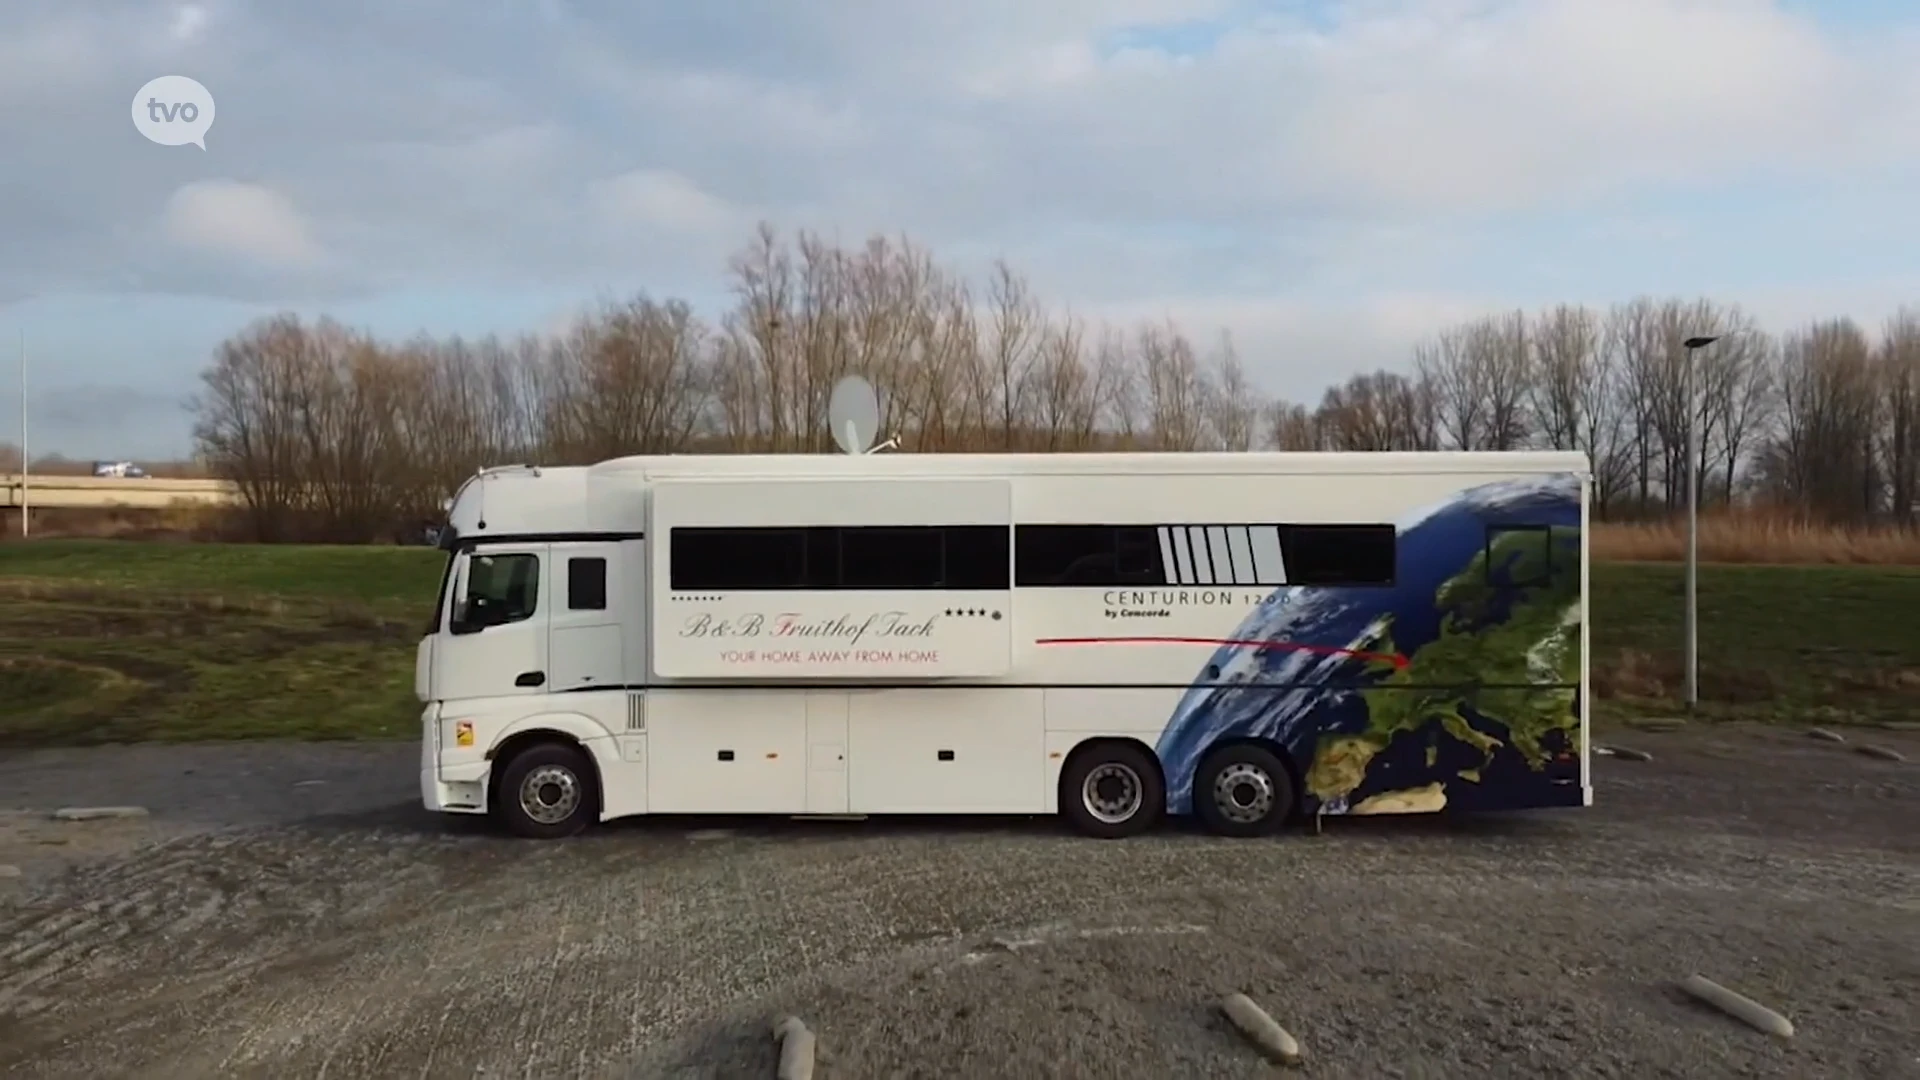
[415,465,649,835]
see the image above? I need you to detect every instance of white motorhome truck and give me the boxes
[417,450,1591,839]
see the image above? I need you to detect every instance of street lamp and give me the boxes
[1679,334,1719,708]
[14,329,23,539]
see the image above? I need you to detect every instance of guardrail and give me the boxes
[0,474,239,509]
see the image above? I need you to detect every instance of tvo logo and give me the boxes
[131,75,216,149]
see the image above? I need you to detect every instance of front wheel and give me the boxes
[1060,742,1165,839]
[1193,743,1296,838]
[495,742,598,839]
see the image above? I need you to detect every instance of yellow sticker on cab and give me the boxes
[455,720,474,747]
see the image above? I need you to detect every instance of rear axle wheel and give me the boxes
[1194,743,1295,838]
[1060,743,1165,839]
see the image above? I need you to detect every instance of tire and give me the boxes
[495,741,598,839]
[1060,742,1165,839]
[1193,743,1296,838]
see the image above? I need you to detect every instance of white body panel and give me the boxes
[417,451,1593,824]
[845,689,1044,813]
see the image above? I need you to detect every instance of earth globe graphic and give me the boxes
[1154,472,1586,817]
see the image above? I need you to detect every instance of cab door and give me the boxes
[430,544,552,701]
[547,541,626,693]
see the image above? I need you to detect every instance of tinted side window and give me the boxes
[672,528,812,591]
[1016,525,1166,586]
[1484,525,1553,588]
[567,557,608,610]
[941,526,1011,590]
[670,525,1009,590]
[1280,524,1396,586]
[840,527,944,590]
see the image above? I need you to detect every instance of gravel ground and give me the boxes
[0,725,1915,1079]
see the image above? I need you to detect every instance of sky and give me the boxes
[3,0,1919,459]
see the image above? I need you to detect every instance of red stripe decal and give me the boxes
[1033,636,1409,670]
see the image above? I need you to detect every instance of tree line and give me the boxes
[184,223,1920,542]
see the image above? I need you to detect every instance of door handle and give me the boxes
[515,671,546,687]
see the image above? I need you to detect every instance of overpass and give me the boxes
[0,474,240,510]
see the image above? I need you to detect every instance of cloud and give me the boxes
[1275,1,1907,211]
[21,385,193,461]
[0,0,1916,452]
[588,169,745,237]
[162,180,321,268]
[168,3,209,44]
[7,0,1917,300]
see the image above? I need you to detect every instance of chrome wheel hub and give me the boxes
[1081,763,1144,824]
[519,764,581,825]
[1212,762,1275,824]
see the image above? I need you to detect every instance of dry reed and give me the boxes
[1592,513,1920,566]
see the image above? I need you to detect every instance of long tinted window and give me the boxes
[1015,523,1396,587]
[670,525,1008,591]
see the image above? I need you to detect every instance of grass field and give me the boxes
[0,543,436,745]
[1,540,1916,745]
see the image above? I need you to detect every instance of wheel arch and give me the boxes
[485,714,610,816]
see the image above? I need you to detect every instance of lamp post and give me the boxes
[15,330,23,539]
[1680,334,1719,708]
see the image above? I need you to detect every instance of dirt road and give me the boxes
[1,726,1915,1079]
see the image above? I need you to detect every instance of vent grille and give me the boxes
[626,692,645,732]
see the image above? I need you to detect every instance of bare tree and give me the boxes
[1415,328,1483,450]
[980,260,1042,450]
[1706,323,1774,506]
[192,315,319,541]
[1203,333,1262,451]
[1528,303,1632,515]
[1317,371,1432,450]
[1021,315,1105,451]
[723,223,798,451]
[1132,322,1213,451]
[544,296,710,460]
[1528,304,1601,451]
[1413,314,1530,450]
[1476,311,1533,450]
[1758,319,1881,521]
[1882,308,1920,524]
[1264,400,1321,450]
[182,224,1920,539]
[1605,298,1664,512]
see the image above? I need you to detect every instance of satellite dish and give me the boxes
[827,375,880,455]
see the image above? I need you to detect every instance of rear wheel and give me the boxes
[1060,742,1165,839]
[495,742,597,839]
[1193,743,1296,838]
